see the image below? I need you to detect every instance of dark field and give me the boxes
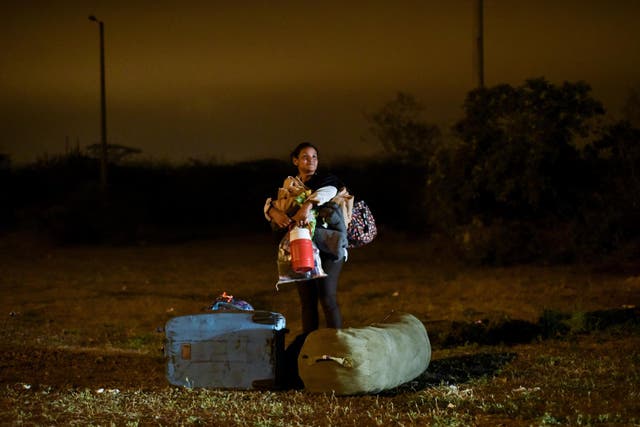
[1,231,639,426]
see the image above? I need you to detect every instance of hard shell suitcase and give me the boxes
[164,311,286,389]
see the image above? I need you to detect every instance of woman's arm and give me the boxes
[290,185,338,224]
[307,186,338,205]
[264,198,293,229]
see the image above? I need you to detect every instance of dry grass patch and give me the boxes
[1,231,639,425]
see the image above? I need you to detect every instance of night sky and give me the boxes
[2,1,639,164]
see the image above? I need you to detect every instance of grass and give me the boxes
[3,336,639,426]
[0,230,639,426]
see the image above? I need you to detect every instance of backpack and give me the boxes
[347,200,377,248]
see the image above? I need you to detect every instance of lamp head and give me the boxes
[88,15,97,22]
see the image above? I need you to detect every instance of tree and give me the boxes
[589,121,640,211]
[452,77,605,221]
[0,154,10,170]
[364,92,443,232]
[367,92,441,165]
[622,87,640,128]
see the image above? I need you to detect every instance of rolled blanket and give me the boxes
[298,312,431,395]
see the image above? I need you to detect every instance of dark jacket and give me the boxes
[314,201,348,261]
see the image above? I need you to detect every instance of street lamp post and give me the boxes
[473,0,485,88]
[89,15,108,191]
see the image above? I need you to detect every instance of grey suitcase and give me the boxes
[164,311,286,389]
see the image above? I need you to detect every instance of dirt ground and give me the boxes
[1,229,639,394]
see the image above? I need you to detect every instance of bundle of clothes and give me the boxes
[271,176,355,287]
[209,291,254,311]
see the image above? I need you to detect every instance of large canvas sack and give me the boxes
[298,312,430,395]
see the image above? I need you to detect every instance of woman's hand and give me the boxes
[291,201,313,226]
[269,207,292,229]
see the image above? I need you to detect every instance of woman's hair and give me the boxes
[290,142,319,161]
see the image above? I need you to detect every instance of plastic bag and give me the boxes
[276,230,327,289]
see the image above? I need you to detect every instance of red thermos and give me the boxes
[290,227,314,273]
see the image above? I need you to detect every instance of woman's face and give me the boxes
[293,146,318,177]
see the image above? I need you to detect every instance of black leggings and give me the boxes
[296,253,344,334]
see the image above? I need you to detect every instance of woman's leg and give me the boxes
[296,281,319,334]
[318,255,344,329]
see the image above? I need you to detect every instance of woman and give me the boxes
[264,142,345,334]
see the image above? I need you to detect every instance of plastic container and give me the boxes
[289,227,314,273]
